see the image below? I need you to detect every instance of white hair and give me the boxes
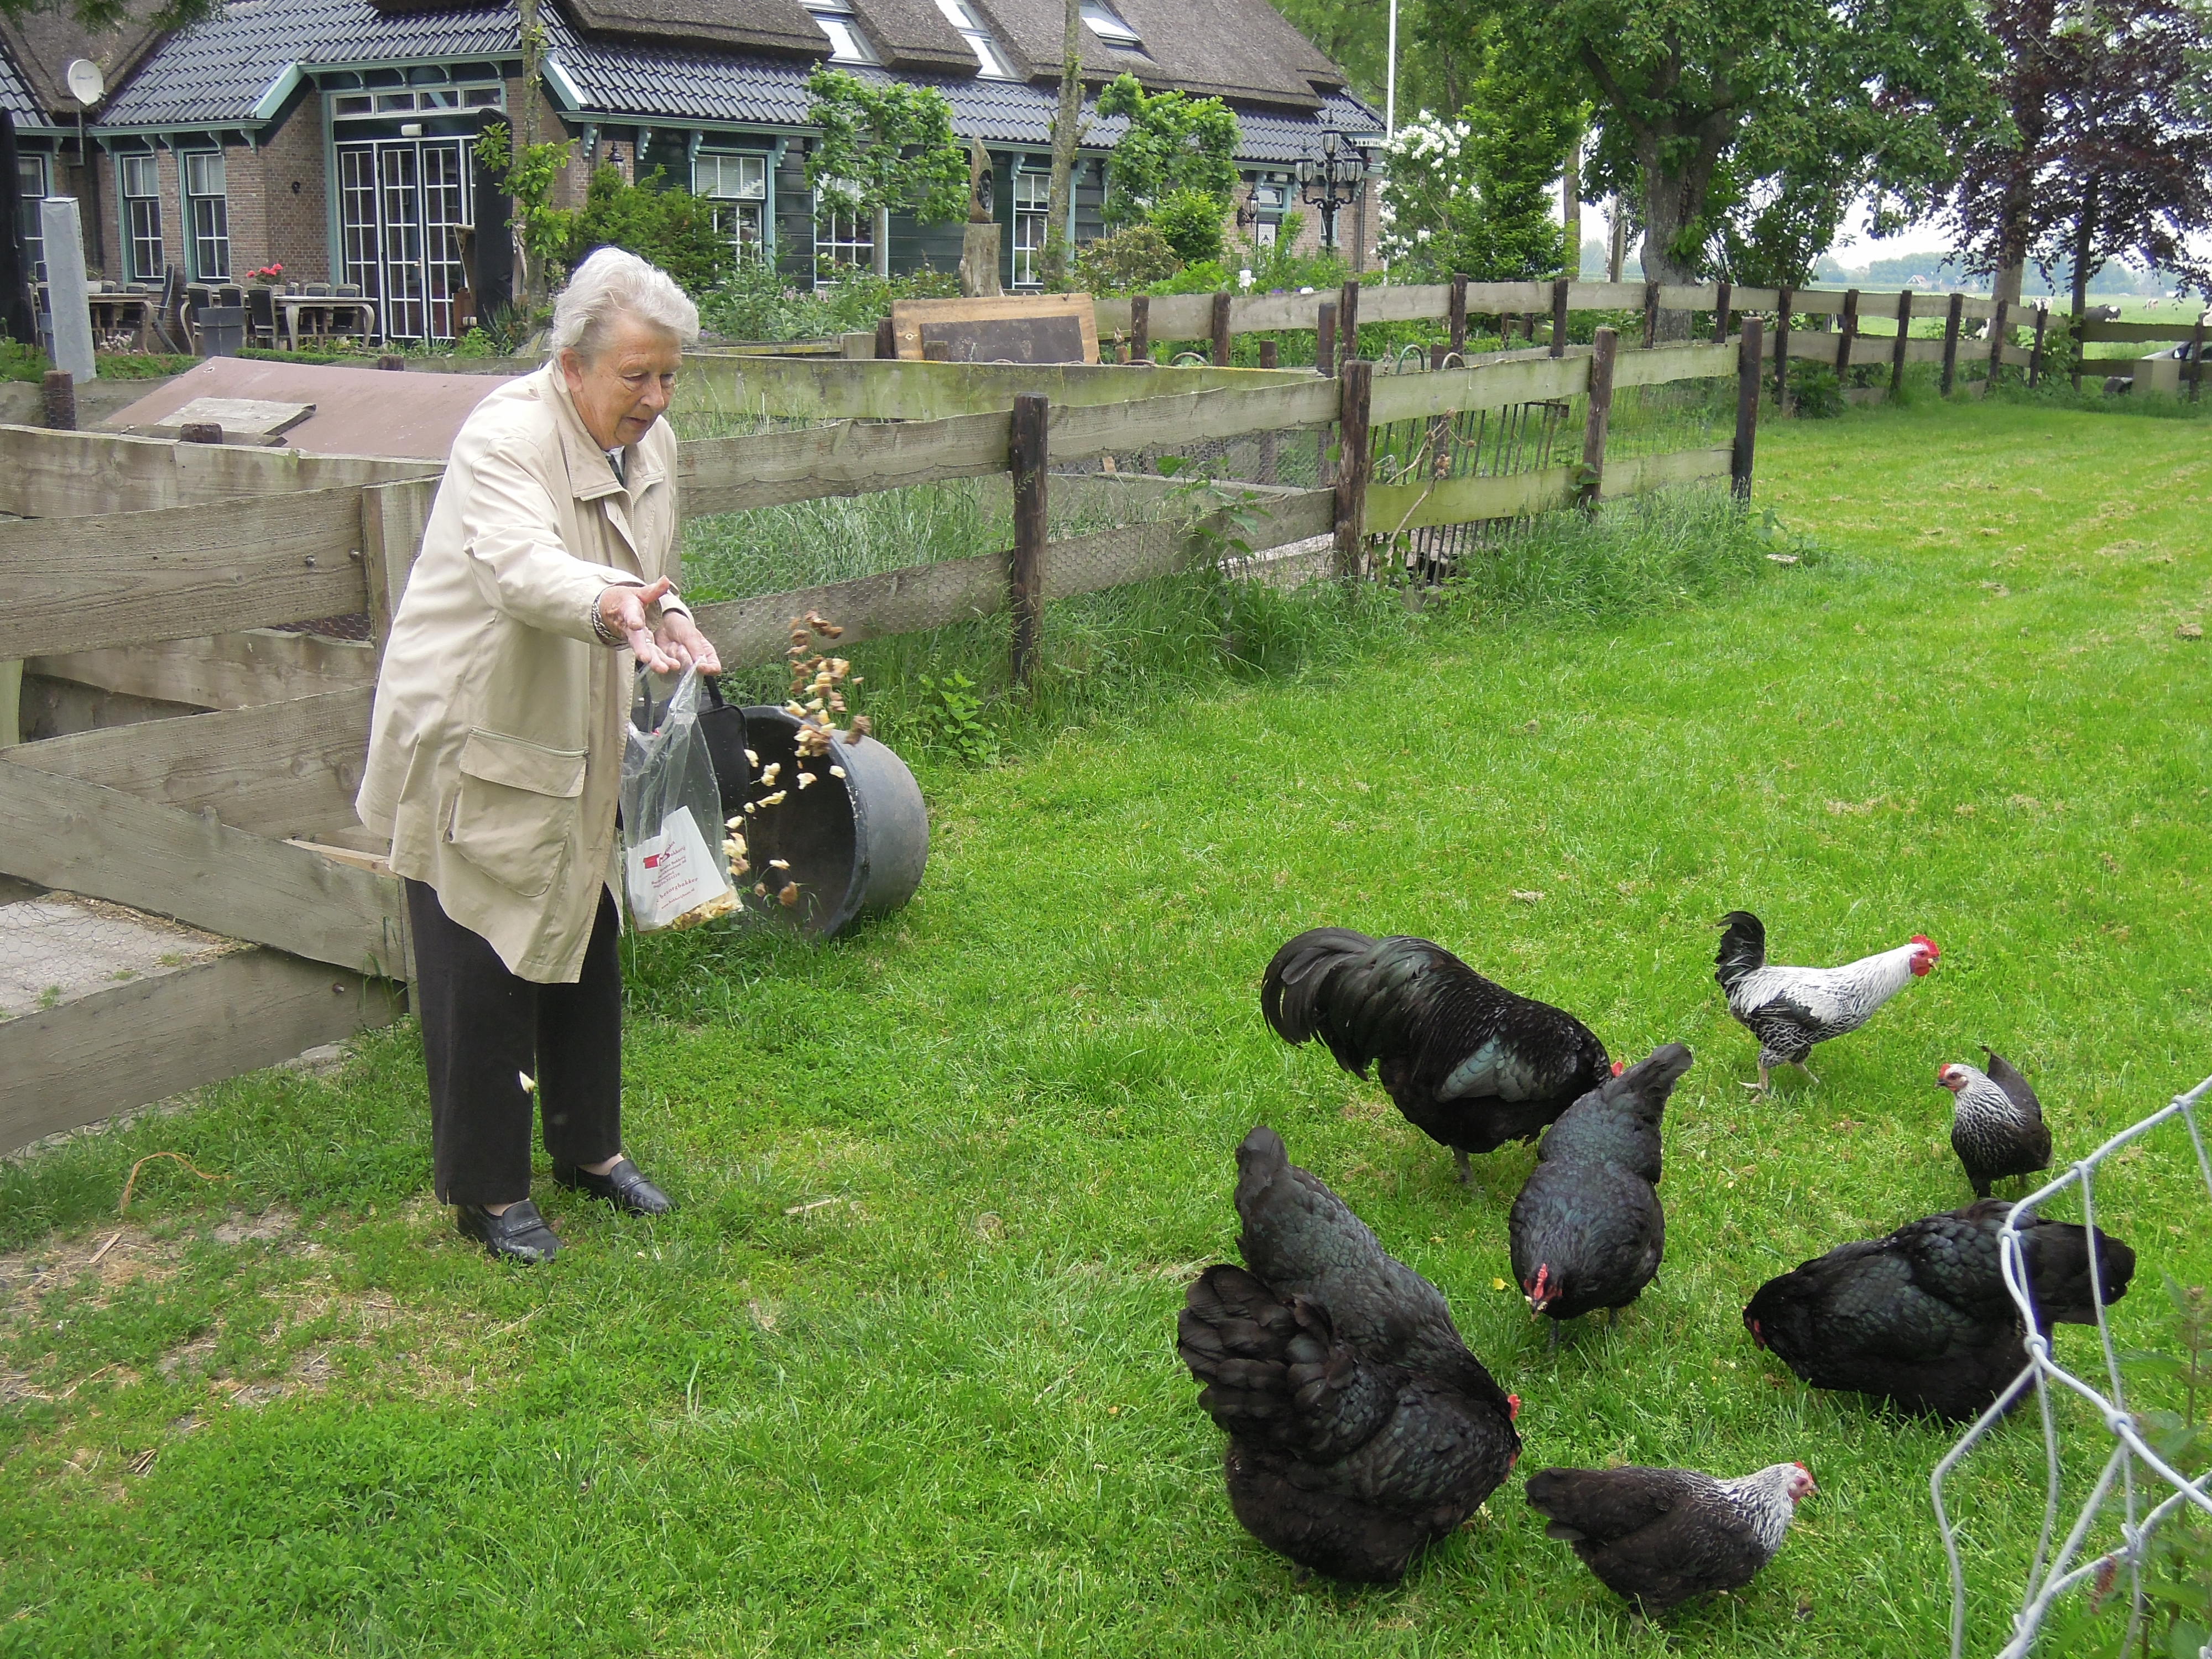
[549,246,699,361]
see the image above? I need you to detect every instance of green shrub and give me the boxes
[1149,187,1227,265]
[1070,225,1181,293]
[1787,360,1847,418]
[697,264,959,341]
[569,164,730,294]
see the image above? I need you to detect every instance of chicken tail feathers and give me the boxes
[1261,928,1380,1046]
[1714,911,1767,995]
[1260,928,1448,1081]
[1177,1264,1397,1460]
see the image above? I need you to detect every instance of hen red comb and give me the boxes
[1911,933,1940,956]
[1507,1392,1521,1421]
[1610,1060,1625,1077]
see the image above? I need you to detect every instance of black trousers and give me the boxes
[405,879,623,1207]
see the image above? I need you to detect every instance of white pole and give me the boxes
[1384,0,1396,138]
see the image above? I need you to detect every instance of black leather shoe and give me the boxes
[553,1157,674,1217]
[456,1199,561,1264]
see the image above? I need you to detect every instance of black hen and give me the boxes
[1176,1125,1522,1581]
[1744,1200,2135,1420]
[1261,927,1613,1183]
[1509,1044,1692,1341]
[1939,1048,2054,1198]
[1526,1462,1816,1612]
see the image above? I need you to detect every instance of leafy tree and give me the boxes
[1377,43,1573,281]
[568,166,729,294]
[473,121,577,305]
[1070,224,1182,291]
[1042,0,1085,286]
[1942,0,2212,314]
[1094,74,1240,228]
[1462,0,2005,315]
[803,67,971,231]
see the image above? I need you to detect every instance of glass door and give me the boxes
[336,136,472,341]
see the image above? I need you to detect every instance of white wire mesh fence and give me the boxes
[1935,1074,2212,1659]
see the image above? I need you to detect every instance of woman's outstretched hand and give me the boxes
[598,578,720,675]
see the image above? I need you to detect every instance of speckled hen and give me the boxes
[1525,1462,1817,1612]
[1940,1047,2053,1198]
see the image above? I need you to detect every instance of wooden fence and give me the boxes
[0,318,1766,1149]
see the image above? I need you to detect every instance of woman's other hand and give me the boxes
[654,606,722,676]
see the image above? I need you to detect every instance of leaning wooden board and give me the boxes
[890,294,1100,364]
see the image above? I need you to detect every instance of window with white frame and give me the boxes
[1011,168,1048,288]
[806,0,877,61]
[183,150,229,279]
[330,84,503,121]
[118,153,164,281]
[18,153,45,281]
[1249,179,1287,246]
[933,0,1017,76]
[815,191,872,281]
[695,152,768,261]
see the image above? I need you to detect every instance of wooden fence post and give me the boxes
[874,316,895,359]
[1009,392,1047,690]
[1713,280,1731,345]
[1259,339,1281,481]
[2188,315,2204,404]
[1733,317,1763,502]
[1641,280,1660,348]
[1316,300,1337,378]
[361,476,437,652]
[1448,273,1468,356]
[1834,288,1859,378]
[1575,326,1618,510]
[1258,338,1279,370]
[1550,276,1570,358]
[1986,298,2010,385]
[1891,289,1913,398]
[1338,279,1361,373]
[1211,290,1232,367]
[1130,295,1150,364]
[1940,292,1964,396]
[2029,305,2048,388]
[40,369,74,430]
[1773,288,1793,408]
[1332,359,1372,578]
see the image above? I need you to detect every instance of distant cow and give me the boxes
[2084,304,2122,322]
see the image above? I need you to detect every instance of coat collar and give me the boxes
[541,360,667,503]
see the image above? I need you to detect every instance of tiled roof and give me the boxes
[102,0,1381,158]
[0,37,44,130]
[103,0,520,126]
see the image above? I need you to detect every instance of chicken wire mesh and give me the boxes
[1934,1073,2212,1659]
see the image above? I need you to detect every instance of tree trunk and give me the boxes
[1043,0,1082,288]
[1561,119,1582,280]
[2069,174,2098,321]
[1636,137,1718,340]
[1608,195,1625,282]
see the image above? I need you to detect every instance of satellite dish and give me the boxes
[64,58,104,107]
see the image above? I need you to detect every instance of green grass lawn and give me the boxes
[4,397,2211,1657]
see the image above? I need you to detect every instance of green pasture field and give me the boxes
[2,396,2209,1656]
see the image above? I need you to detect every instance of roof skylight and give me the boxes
[1080,0,1142,46]
[933,0,1017,77]
[808,0,878,62]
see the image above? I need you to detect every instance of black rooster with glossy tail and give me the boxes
[1262,927,1614,1183]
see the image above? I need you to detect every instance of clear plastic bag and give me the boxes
[619,667,737,932]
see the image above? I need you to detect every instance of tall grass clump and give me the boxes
[1440,485,1809,626]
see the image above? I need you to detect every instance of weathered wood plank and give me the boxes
[691,486,1336,667]
[2078,318,2211,343]
[1365,467,1575,533]
[0,490,370,660]
[3,688,374,839]
[0,424,435,517]
[0,948,402,1152]
[1368,354,1589,424]
[361,476,439,646]
[680,356,1303,422]
[679,410,1012,516]
[1048,378,1338,460]
[1601,446,1734,497]
[1611,340,1741,388]
[0,764,407,977]
[1782,334,2031,369]
[27,628,378,711]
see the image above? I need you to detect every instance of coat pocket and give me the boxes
[445,728,588,898]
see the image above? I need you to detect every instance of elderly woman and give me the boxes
[357,248,720,1264]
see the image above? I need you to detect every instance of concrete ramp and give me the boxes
[103,358,523,459]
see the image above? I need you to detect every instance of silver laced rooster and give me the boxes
[1714,910,1939,1090]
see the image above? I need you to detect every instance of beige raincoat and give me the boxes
[357,361,687,983]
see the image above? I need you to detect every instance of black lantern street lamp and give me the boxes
[1297,129,1369,251]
